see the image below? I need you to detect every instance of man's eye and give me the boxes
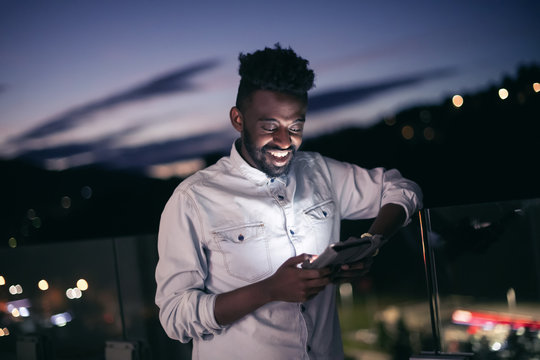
[262,126,277,132]
[290,127,303,133]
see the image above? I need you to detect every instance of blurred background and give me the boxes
[1,0,540,359]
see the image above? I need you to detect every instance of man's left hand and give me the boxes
[330,257,375,283]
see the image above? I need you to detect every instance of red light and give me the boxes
[452,309,540,330]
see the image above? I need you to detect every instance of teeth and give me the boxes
[269,151,288,158]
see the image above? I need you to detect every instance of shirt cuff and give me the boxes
[202,293,227,333]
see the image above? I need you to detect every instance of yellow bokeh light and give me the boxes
[401,125,414,140]
[534,82,540,93]
[11,308,20,317]
[452,95,464,108]
[8,237,17,248]
[76,279,89,291]
[498,88,509,100]
[0,276,5,286]
[38,280,49,291]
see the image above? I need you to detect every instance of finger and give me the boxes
[333,269,370,281]
[301,268,331,280]
[306,277,331,288]
[284,253,311,267]
[341,263,365,271]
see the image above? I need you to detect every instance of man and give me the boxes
[155,44,422,359]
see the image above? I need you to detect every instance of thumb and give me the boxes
[283,253,311,267]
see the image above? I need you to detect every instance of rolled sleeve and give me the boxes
[155,188,225,342]
[380,169,423,225]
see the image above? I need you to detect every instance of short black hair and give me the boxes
[235,43,315,110]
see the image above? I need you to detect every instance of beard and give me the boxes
[242,129,296,178]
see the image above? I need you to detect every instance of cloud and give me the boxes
[12,59,221,142]
[308,67,456,113]
[95,128,236,170]
[14,122,149,163]
[16,126,237,172]
[12,66,456,173]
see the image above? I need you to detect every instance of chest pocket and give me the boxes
[212,222,271,283]
[303,199,336,253]
[304,199,336,222]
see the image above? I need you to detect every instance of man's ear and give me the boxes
[230,107,243,132]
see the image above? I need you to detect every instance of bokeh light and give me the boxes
[452,95,464,107]
[38,279,49,291]
[27,209,36,219]
[339,283,353,298]
[423,127,435,141]
[8,237,17,248]
[533,82,540,93]
[61,196,72,209]
[51,312,72,327]
[9,285,23,295]
[0,276,5,286]
[0,328,9,337]
[401,125,414,140]
[19,307,30,317]
[498,88,509,100]
[66,287,82,299]
[384,116,396,126]
[81,186,93,199]
[77,278,89,291]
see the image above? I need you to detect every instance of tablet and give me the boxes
[302,235,383,269]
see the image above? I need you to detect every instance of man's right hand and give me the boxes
[215,254,331,325]
[262,254,332,303]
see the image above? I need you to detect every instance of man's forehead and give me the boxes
[247,90,307,115]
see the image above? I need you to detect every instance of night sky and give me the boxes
[1,0,539,176]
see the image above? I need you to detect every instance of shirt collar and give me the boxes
[229,140,289,186]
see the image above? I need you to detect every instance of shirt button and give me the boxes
[270,178,275,183]
[290,229,295,235]
[237,234,244,241]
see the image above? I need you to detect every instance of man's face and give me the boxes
[230,90,306,177]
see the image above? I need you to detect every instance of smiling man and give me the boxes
[155,44,423,359]
[231,89,305,177]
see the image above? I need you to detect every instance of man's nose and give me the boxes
[273,128,291,148]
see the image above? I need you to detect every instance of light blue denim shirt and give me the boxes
[155,142,422,360]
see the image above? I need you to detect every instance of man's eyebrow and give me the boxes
[257,117,306,122]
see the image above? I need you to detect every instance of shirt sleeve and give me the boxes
[155,188,225,342]
[322,155,423,225]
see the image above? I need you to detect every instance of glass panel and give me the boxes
[425,198,540,358]
[338,217,432,359]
